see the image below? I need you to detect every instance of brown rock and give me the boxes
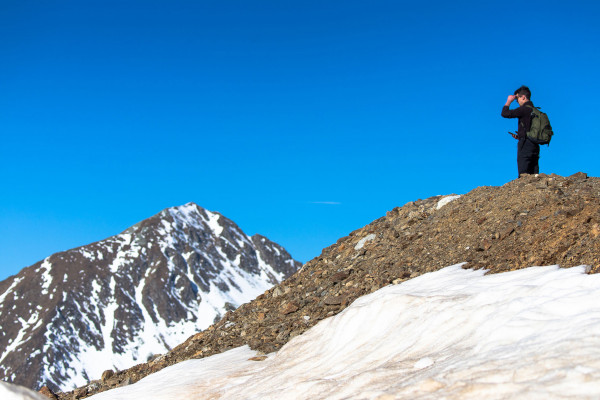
[248,356,268,361]
[101,369,114,383]
[281,302,299,315]
[330,271,350,283]
[38,386,58,399]
[500,227,514,240]
[569,171,588,180]
[324,296,345,305]
[481,239,492,251]
[74,386,88,398]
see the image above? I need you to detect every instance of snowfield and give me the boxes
[81,263,600,399]
[5,263,600,399]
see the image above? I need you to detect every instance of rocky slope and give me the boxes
[0,203,300,393]
[55,172,600,399]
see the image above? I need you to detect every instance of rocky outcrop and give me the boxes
[58,173,600,398]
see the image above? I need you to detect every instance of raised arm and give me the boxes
[501,95,527,119]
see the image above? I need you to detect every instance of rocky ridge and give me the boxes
[56,172,600,399]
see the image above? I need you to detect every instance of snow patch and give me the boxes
[355,234,376,250]
[436,194,461,210]
[0,381,46,400]
[0,310,42,364]
[205,210,224,236]
[414,357,434,369]
[0,277,23,306]
[107,234,141,274]
[39,259,53,295]
[80,249,95,260]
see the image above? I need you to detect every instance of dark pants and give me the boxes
[517,138,540,177]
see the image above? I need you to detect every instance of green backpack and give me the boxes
[526,105,554,145]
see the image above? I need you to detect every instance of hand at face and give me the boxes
[505,94,517,106]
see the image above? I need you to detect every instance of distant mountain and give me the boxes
[0,203,301,392]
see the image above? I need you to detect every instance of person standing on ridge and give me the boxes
[501,85,540,177]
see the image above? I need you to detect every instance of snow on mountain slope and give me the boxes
[88,264,600,400]
[0,203,300,392]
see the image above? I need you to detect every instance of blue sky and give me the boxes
[1,0,599,281]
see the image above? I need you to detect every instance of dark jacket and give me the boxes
[501,100,535,140]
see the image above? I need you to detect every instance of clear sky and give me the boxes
[1,0,599,281]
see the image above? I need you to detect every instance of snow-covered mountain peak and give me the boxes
[155,202,207,232]
[0,204,301,392]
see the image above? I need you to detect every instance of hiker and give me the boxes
[501,85,540,177]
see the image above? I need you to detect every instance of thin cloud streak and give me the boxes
[309,201,342,205]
